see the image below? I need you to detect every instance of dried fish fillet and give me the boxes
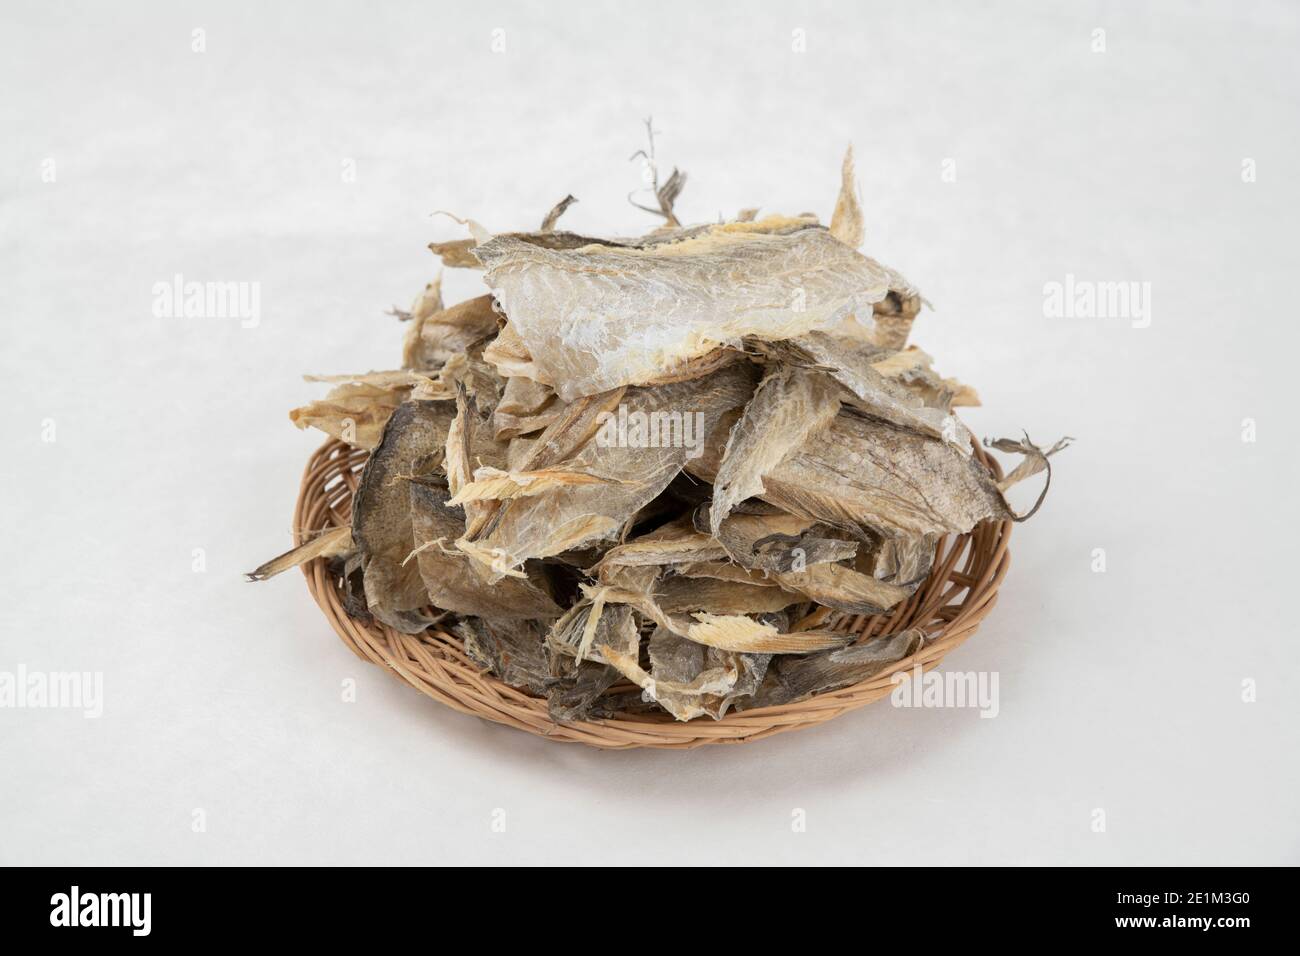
[442,382,510,540]
[411,347,505,408]
[548,600,638,666]
[492,375,559,439]
[710,364,842,536]
[750,628,924,708]
[409,479,561,620]
[655,575,801,615]
[460,363,757,577]
[351,400,455,632]
[869,287,923,351]
[595,619,772,722]
[768,561,910,615]
[546,660,620,722]
[859,532,938,590]
[755,335,968,447]
[591,518,728,580]
[696,505,860,573]
[481,320,541,381]
[693,410,1012,537]
[475,223,896,400]
[642,628,772,721]
[457,617,553,694]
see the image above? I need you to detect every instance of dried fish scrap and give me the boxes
[252,140,1068,724]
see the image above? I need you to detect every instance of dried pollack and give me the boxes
[252,135,1068,723]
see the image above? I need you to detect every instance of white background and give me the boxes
[2,0,1297,865]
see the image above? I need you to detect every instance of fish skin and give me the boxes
[475,225,894,400]
[462,363,758,578]
[710,364,841,537]
[692,409,1011,538]
[351,400,456,633]
[409,479,562,621]
[456,617,554,695]
[749,628,924,708]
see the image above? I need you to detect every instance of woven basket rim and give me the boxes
[292,438,1012,749]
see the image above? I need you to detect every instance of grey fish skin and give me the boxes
[546,661,620,722]
[456,617,554,695]
[351,400,456,633]
[409,479,563,621]
[749,628,924,708]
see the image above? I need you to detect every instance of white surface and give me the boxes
[2,0,1298,866]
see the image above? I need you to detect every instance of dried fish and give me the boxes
[710,364,842,536]
[695,508,859,573]
[768,561,910,615]
[334,551,372,624]
[474,224,896,400]
[253,142,1067,724]
[492,375,560,439]
[546,660,620,722]
[684,614,851,654]
[404,294,500,370]
[655,575,801,615]
[289,374,431,449]
[692,410,1013,538]
[245,525,353,582]
[409,478,561,621]
[641,628,772,721]
[872,346,980,410]
[858,532,938,590]
[591,518,727,581]
[458,362,757,578]
[750,628,924,708]
[457,617,553,695]
[985,433,1073,521]
[869,286,923,351]
[754,334,968,447]
[350,400,455,632]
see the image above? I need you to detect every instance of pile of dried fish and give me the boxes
[251,143,1068,723]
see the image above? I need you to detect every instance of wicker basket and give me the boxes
[294,438,1012,749]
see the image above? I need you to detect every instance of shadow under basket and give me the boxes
[294,438,1013,749]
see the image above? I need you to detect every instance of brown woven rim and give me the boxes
[293,438,1012,749]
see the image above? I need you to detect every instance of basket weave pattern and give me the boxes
[294,439,1012,749]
